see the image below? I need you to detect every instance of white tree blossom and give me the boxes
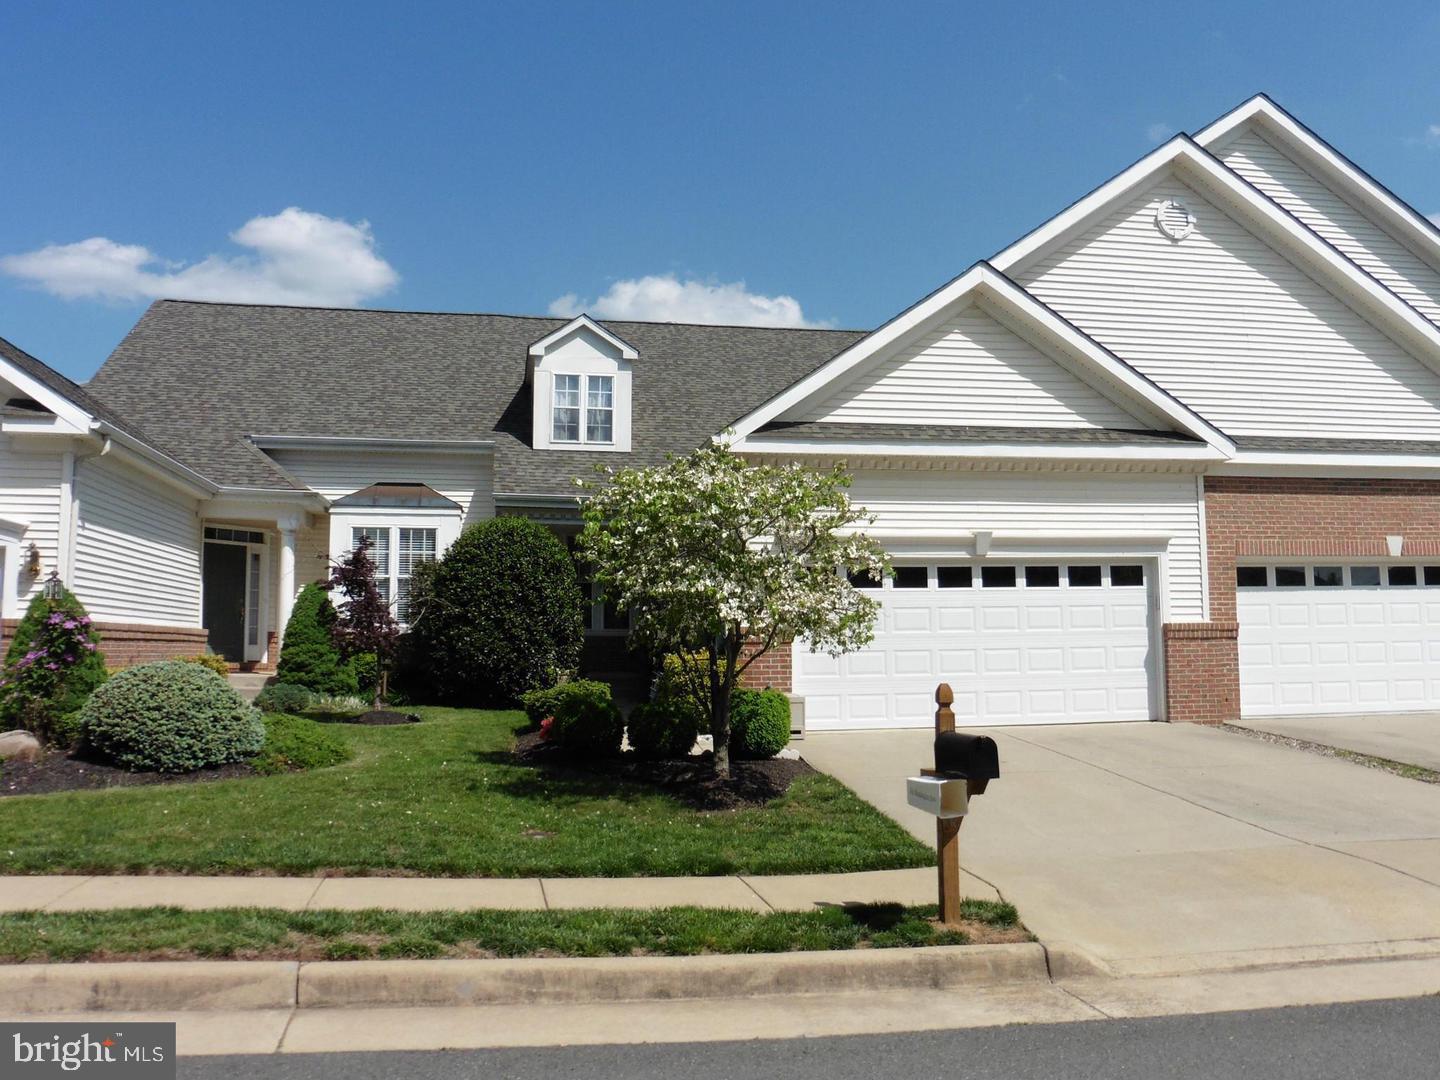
[578,439,887,777]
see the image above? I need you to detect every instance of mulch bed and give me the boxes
[315,709,420,726]
[0,752,256,798]
[513,730,813,811]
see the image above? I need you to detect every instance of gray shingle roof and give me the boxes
[754,421,1203,445]
[85,301,866,496]
[1233,435,1440,455]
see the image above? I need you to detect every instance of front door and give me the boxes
[202,541,248,662]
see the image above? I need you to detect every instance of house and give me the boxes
[5,93,1440,730]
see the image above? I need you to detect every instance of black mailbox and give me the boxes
[934,731,1000,794]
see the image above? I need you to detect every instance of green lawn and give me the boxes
[0,708,932,877]
[0,901,1022,962]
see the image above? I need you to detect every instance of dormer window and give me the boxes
[529,315,636,452]
[551,373,615,445]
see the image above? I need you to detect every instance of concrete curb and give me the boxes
[0,961,299,1014]
[0,945,1049,1015]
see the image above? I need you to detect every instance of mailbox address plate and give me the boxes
[906,776,969,819]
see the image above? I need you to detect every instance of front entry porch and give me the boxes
[200,525,268,665]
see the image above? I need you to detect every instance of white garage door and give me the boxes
[794,560,1156,730]
[1238,562,1440,717]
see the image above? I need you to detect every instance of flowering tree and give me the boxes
[0,587,107,742]
[325,536,398,708]
[578,440,887,778]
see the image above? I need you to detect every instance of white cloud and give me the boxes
[1146,122,1175,144]
[0,208,398,307]
[549,274,828,328]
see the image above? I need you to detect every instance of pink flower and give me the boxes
[539,716,555,741]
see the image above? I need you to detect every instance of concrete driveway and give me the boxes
[802,723,1440,976]
[1237,712,1440,772]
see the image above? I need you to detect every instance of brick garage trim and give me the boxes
[738,639,792,693]
[1186,475,1440,724]
[1,619,209,669]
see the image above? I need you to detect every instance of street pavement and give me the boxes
[181,995,1440,1079]
[801,722,1440,975]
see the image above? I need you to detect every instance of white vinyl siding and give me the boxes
[846,466,1204,620]
[267,449,494,525]
[795,304,1141,429]
[0,440,63,610]
[72,452,203,626]
[1018,173,1440,440]
[1220,130,1440,327]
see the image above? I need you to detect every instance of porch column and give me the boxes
[276,514,301,648]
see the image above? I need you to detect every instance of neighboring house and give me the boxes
[5,93,1440,729]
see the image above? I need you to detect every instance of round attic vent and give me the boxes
[1155,198,1196,241]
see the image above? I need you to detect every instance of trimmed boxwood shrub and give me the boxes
[729,688,791,760]
[519,684,564,729]
[254,682,316,715]
[81,660,264,773]
[627,698,702,760]
[181,654,231,679]
[251,713,351,775]
[276,584,358,696]
[410,518,585,705]
[547,680,623,756]
[0,587,107,737]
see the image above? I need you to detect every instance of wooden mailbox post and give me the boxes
[932,683,963,926]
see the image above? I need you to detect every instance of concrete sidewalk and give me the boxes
[803,722,1440,977]
[1236,710,1440,772]
[0,865,998,914]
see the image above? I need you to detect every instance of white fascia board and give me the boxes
[1,414,88,436]
[1195,95,1440,269]
[248,435,495,455]
[994,135,1440,381]
[733,436,1224,463]
[206,490,329,520]
[1212,453,1440,477]
[726,263,1232,453]
[94,423,218,498]
[527,315,639,361]
[494,492,588,507]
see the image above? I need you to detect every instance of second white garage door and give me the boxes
[1238,562,1440,717]
[794,560,1156,730]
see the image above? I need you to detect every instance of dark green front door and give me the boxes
[203,542,247,662]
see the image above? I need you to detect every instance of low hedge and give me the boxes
[252,714,352,774]
[543,680,623,757]
[254,682,316,714]
[627,698,702,760]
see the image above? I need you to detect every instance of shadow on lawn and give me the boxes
[466,749,658,807]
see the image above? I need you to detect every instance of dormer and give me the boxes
[528,315,636,452]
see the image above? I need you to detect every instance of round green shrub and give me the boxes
[548,680,623,756]
[410,518,585,705]
[627,699,702,760]
[251,713,351,774]
[182,653,231,679]
[81,660,264,773]
[276,584,358,696]
[729,688,791,760]
[254,682,316,715]
[519,684,564,729]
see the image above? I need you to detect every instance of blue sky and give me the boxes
[3,0,1438,380]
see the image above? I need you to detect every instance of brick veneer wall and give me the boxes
[1176,475,1440,724]
[1,619,209,668]
[738,639,792,692]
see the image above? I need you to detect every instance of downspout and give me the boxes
[58,449,77,585]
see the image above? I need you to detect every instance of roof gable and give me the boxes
[782,297,1146,431]
[730,265,1232,457]
[1197,100,1440,328]
[1016,167,1440,440]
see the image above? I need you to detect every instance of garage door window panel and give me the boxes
[1237,566,1269,588]
[1068,565,1102,587]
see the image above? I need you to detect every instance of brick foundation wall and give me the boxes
[1181,475,1440,724]
[1163,622,1239,724]
[1,619,210,669]
[738,639,792,692]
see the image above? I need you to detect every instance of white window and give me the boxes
[586,375,614,443]
[552,374,581,442]
[552,374,615,445]
[351,526,437,624]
